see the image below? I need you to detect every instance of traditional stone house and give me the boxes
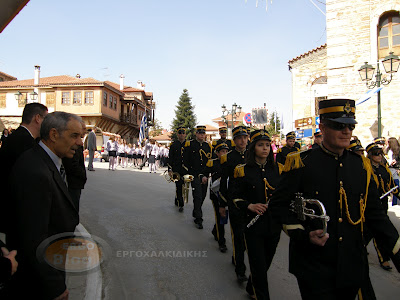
[289,0,400,144]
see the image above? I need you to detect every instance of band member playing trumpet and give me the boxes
[232,129,281,299]
[200,141,230,252]
[269,99,400,299]
[219,125,249,283]
[167,126,187,212]
[183,126,212,229]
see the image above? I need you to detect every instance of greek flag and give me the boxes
[139,115,147,144]
[356,87,383,106]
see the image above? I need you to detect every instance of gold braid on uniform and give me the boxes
[282,151,305,172]
[339,156,373,234]
[199,149,212,161]
[264,178,275,205]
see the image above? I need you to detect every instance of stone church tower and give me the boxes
[290,0,400,144]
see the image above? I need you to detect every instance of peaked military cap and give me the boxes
[286,131,296,140]
[232,125,248,138]
[366,142,381,153]
[177,126,186,133]
[347,139,365,152]
[314,131,322,138]
[319,99,357,124]
[374,137,386,145]
[196,125,206,133]
[214,141,230,152]
[219,127,227,133]
[250,129,271,143]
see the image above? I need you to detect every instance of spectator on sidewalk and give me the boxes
[7,112,81,300]
[87,127,97,171]
[62,121,87,213]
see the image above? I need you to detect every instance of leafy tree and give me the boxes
[170,89,197,141]
[266,111,281,136]
[149,118,163,137]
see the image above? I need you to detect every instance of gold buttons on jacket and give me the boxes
[339,181,343,186]
[338,218,343,223]
[339,237,343,242]
[339,163,343,167]
[315,191,319,195]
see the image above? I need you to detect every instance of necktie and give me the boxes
[60,164,68,186]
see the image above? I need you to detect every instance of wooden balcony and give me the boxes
[120,113,138,125]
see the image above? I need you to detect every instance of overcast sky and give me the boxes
[0,0,326,131]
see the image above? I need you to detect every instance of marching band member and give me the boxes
[275,131,300,165]
[347,138,365,156]
[364,143,399,271]
[211,127,235,154]
[167,127,187,211]
[312,131,322,149]
[219,125,249,283]
[232,129,281,299]
[269,99,400,299]
[183,125,212,229]
[200,141,230,252]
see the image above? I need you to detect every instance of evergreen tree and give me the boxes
[266,111,281,136]
[149,118,163,137]
[171,89,197,141]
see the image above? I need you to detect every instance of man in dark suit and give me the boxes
[0,103,48,233]
[7,112,81,300]
[87,127,97,171]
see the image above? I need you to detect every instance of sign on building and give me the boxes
[251,108,268,124]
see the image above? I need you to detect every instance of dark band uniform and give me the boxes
[276,131,300,165]
[200,141,229,252]
[232,129,282,300]
[347,138,365,153]
[167,127,187,208]
[211,127,235,153]
[364,143,400,271]
[311,131,322,149]
[269,99,400,299]
[183,126,212,227]
[219,125,248,279]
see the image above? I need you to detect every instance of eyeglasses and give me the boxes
[325,122,356,131]
[177,130,185,134]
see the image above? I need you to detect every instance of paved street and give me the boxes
[75,161,400,300]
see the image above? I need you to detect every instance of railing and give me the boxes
[120,113,138,125]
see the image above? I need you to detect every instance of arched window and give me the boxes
[378,11,400,59]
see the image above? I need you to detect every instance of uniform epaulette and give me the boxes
[360,155,378,187]
[277,162,284,175]
[184,140,191,147]
[220,153,229,164]
[212,140,217,146]
[206,158,217,168]
[234,164,246,178]
[277,148,282,153]
[282,150,308,172]
[231,140,236,147]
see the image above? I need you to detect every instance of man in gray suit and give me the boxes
[87,127,97,171]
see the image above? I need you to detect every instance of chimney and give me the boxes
[34,65,40,85]
[137,80,145,90]
[76,74,81,78]
[120,74,125,90]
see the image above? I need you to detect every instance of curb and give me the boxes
[75,223,103,300]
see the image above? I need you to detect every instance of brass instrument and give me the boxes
[182,174,194,203]
[163,170,181,183]
[290,192,330,236]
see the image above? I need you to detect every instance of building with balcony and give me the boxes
[0,66,155,143]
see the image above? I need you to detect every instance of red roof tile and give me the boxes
[288,44,327,64]
[0,71,17,80]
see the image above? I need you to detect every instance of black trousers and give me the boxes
[297,278,359,300]
[229,206,246,275]
[175,179,184,207]
[191,177,208,221]
[244,217,281,300]
[210,193,226,246]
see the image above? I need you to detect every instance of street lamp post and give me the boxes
[358,52,400,138]
[221,103,242,139]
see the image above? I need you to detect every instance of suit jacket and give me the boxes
[0,126,36,233]
[87,131,97,151]
[63,145,87,190]
[8,144,79,299]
